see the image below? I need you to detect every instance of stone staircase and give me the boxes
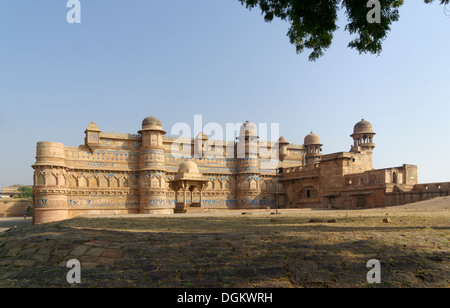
[174,202,204,214]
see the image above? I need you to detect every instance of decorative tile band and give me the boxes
[68,199,139,208]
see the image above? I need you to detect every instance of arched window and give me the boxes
[393,172,398,184]
[79,176,88,188]
[69,175,78,187]
[47,173,57,186]
[99,175,109,188]
[37,174,45,186]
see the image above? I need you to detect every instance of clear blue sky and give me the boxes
[0,0,449,187]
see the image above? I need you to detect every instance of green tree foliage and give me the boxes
[16,186,33,199]
[239,0,449,60]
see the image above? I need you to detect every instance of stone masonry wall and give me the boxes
[0,199,30,217]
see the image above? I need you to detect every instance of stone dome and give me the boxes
[304,132,322,145]
[142,116,161,129]
[239,121,258,138]
[175,160,202,180]
[139,116,166,134]
[278,136,289,145]
[178,161,199,174]
[353,119,374,134]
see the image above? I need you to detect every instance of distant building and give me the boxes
[31,117,450,224]
[1,185,32,199]
[280,120,449,209]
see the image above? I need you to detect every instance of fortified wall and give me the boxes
[279,120,448,209]
[0,199,30,217]
[32,117,303,224]
[32,117,449,224]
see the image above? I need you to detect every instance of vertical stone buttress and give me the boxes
[138,117,171,214]
[236,121,261,209]
[32,142,69,224]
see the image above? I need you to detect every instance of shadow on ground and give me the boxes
[0,215,448,288]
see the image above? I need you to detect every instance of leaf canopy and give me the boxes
[239,0,449,60]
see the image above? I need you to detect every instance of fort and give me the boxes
[32,116,450,224]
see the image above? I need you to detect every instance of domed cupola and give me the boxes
[351,118,376,153]
[304,132,322,146]
[238,121,258,140]
[138,116,166,149]
[304,132,323,165]
[139,116,166,134]
[236,121,259,158]
[175,161,202,180]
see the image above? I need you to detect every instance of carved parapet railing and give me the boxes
[100,132,141,140]
[281,164,320,180]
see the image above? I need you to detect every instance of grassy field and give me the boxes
[0,197,449,288]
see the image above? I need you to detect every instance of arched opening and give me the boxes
[121,177,129,188]
[37,174,45,186]
[189,185,201,206]
[47,173,57,186]
[69,175,78,188]
[89,177,99,188]
[79,176,88,188]
[99,175,109,188]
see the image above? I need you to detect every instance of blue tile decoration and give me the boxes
[36,199,48,207]
[34,131,293,218]
[68,199,139,208]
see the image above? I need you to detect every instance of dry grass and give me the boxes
[1,197,448,288]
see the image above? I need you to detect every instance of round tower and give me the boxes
[138,116,170,214]
[236,121,261,209]
[278,136,289,161]
[304,132,323,165]
[350,119,376,153]
[32,142,69,224]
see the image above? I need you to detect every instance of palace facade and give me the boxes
[32,117,449,224]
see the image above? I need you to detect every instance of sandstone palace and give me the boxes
[32,116,449,224]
